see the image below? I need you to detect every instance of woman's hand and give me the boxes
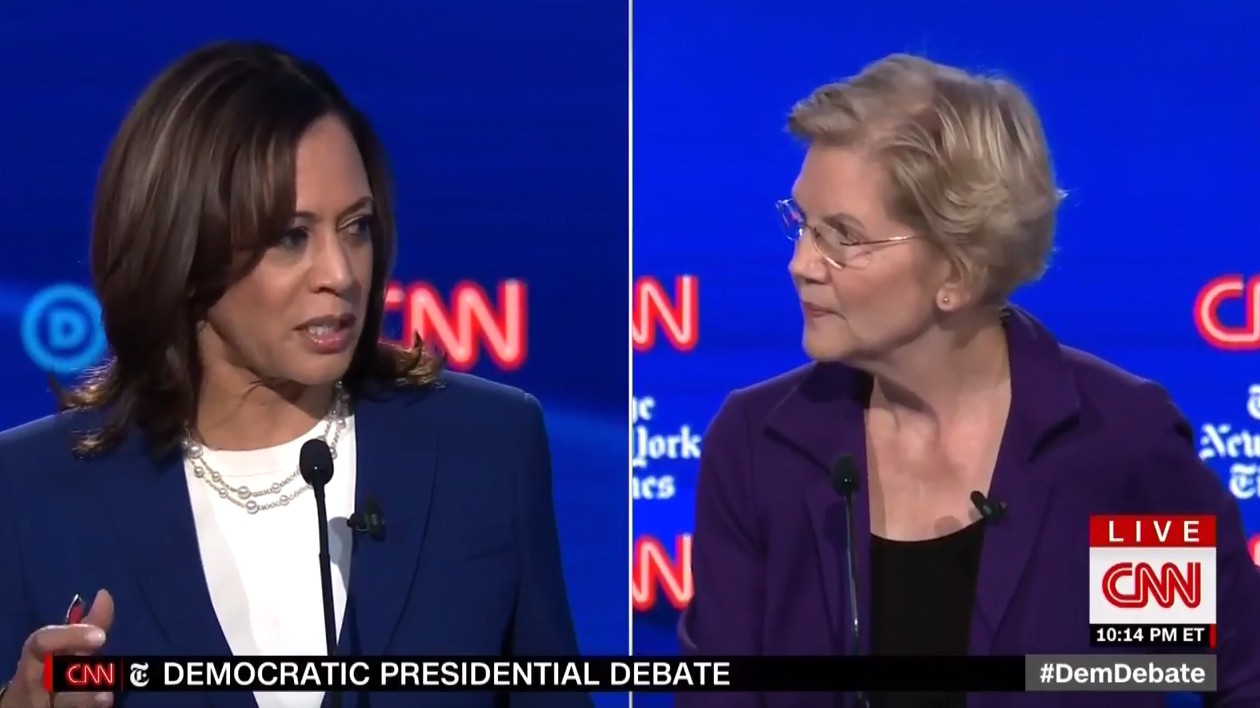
[1,589,114,707]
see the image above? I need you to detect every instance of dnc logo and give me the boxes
[21,283,107,374]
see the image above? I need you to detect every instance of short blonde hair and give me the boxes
[787,54,1065,303]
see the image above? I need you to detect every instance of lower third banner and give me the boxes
[50,656,1028,693]
[48,655,1218,693]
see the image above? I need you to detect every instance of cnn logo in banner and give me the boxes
[1088,515,1217,634]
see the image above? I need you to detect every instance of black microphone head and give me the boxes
[362,498,385,538]
[970,490,1006,522]
[830,455,860,495]
[992,500,1007,519]
[348,497,386,540]
[299,439,335,487]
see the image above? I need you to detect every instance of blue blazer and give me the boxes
[678,307,1260,707]
[0,372,592,708]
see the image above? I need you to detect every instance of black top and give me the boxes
[869,520,986,708]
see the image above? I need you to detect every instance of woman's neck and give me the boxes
[865,311,1010,427]
[192,376,336,451]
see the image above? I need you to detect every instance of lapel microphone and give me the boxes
[299,439,342,708]
[969,490,1007,524]
[830,455,869,708]
[347,498,386,541]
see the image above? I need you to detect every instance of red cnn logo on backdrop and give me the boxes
[384,279,527,370]
[632,276,699,353]
[632,533,693,612]
[1195,275,1260,350]
[1088,515,1217,642]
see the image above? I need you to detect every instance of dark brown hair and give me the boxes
[61,41,441,456]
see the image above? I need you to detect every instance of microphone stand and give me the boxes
[312,484,342,708]
[841,488,868,708]
[301,439,342,708]
[831,456,869,708]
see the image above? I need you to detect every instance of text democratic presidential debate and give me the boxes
[46,655,1201,693]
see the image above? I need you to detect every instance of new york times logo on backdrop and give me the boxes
[631,395,701,501]
[1195,274,1260,350]
[1198,384,1260,501]
[21,279,527,375]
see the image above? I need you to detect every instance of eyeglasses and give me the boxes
[776,198,917,269]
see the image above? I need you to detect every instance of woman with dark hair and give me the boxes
[0,42,588,708]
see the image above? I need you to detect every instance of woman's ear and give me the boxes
[934,255,983,312]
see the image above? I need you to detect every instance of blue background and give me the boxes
[632,1,1259,706]
[0,2,629,705]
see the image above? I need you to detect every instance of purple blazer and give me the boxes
[678,308,1260,707]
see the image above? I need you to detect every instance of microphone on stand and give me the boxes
[299,439,342,708]
[830,455,869,708]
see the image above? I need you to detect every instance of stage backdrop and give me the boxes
[632,2,1259,706]
[0,2,629,703]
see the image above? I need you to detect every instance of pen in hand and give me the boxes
[0,591,113,708]
[48,595,100,703]
[47,595,87,702]
[65,594,86,625]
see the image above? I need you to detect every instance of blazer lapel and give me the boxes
[766,364,872,653]
[88,436,244,708]
[969,409,1053,653]
[969,308,1077,653]
[761,308,1080,657]
[346,387,439,654]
